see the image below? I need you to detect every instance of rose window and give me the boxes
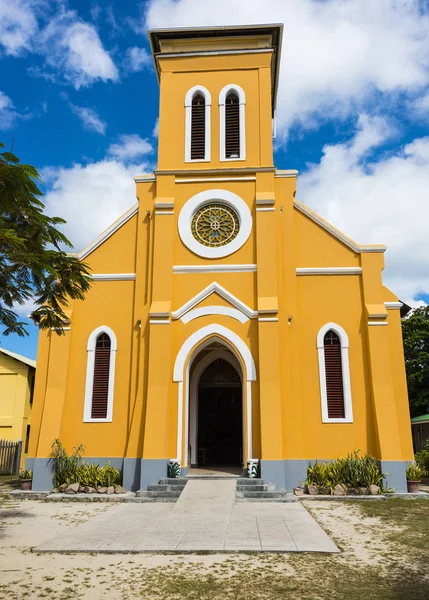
[191,203,240,247]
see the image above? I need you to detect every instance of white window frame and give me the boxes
[83,325,117,423]
[185,85,211,163]
[317,322,353,423]
[219,84,246,161]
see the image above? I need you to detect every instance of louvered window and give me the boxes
[191,93,206,160]
[91,333,111,419]
[323,331,345,419]
[225,91,240,158]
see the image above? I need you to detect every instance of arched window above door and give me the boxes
[185,85,211,162]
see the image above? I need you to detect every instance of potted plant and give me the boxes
[19,469,32,490]
[406,463,422,493]
[168,459,181,478]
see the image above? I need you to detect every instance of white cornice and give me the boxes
[296,267,362,276]
[155,201,174,209]
[275,170,299,178]
[77,203,139,261]
[176,176,256,183]
[294,199,386,254]
[92,273,136,281]
[172,281,258,320]
[134,174,156,182]
[173,264,257,274]
[156,48,273,60]
[368,322,388,326]
[384,302,403,310]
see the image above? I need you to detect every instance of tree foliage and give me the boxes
[0,141,91,336]
[402,306,429,417]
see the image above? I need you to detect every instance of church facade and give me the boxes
[28,24,414,493]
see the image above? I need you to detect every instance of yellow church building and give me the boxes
[27,24,414,493]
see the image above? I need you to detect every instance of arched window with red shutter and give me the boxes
[317,323,353,423]
[84,326,117,422]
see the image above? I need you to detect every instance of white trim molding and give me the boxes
[181,306,249,324]
[219,84,246,161]
[294,199,386,254]
[385,302,403,310]
[173,324,257,464]
[78,204,139,260]
[178,189,252,259]
[317,322,353,424]
[173,264,257,274]
[83,326,117,423]
[185,85,211,163]
[256,207,275,212]
[275,170,299,178]
[149,319,171,325]
[368,321,388,326]
[296,267,362,276]
[176,176,256,184]
[258,317,278,322]
[92,273,136,281]
[172,281,257,320]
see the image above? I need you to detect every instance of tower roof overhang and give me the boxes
[148,24,283,116]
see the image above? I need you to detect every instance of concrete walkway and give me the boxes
[35,480,339,553]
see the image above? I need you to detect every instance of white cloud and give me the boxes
[125,46,152,72]
[39,14,119,89]
[412,91,429,118]
[0,0,38,56]
[0,90,19,129]
[297,116,429,304]
[42,158,152,251]
[107,133,153,160]
[152,117,159,138]
[69,103,106,135]
[145,0,429,137]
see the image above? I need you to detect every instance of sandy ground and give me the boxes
[0,496,426,599]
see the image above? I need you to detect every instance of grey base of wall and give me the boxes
[27,457,189,492]
[260,459,409,493]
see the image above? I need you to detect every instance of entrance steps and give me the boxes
[134,478,188,502]
[235,478,297,502]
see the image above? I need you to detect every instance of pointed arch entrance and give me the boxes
[173,324,257,467]
[189,347,243,467]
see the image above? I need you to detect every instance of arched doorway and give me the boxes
[188,343,244,469]
[197,357,243,467]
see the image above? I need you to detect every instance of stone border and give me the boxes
[299,494,387,502]
[9,490,134,502]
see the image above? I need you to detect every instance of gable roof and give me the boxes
[0,347,36,369]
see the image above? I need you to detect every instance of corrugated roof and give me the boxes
[0,347,36,369]
[411,414,429,424]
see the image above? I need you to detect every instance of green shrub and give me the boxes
[415,439,429,477]
[19,469,32,480]
[50,439,121,487]
[406,463,423,481]
[306,450,384,493]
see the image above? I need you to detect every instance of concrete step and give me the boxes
[236,478,263,485]
[147,484,186,492]
[236,484,275,492]
[135,490,182,499]
[126,497,178,503]
[236,490,288,499]
[158,478,188,486]
[236,495,298,503]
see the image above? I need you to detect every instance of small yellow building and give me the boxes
[27,24,414,492]
[0,348,35,467]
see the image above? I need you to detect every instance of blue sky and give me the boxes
[1,0,429,360]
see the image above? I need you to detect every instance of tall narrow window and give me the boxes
[323,331,345,419]
[91,333,111,419]
[225,91,240,158]
[185,86,211,162]
[191,93,206,160]
[84,326,117,422]
[317,323,353,423]
[219,84,246,161]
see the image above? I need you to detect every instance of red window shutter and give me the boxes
[191,93,206,160]
[225,91,240,158]
[324,331,345,419]
[91,333,111,419]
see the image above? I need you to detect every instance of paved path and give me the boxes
[35,480,339,553]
